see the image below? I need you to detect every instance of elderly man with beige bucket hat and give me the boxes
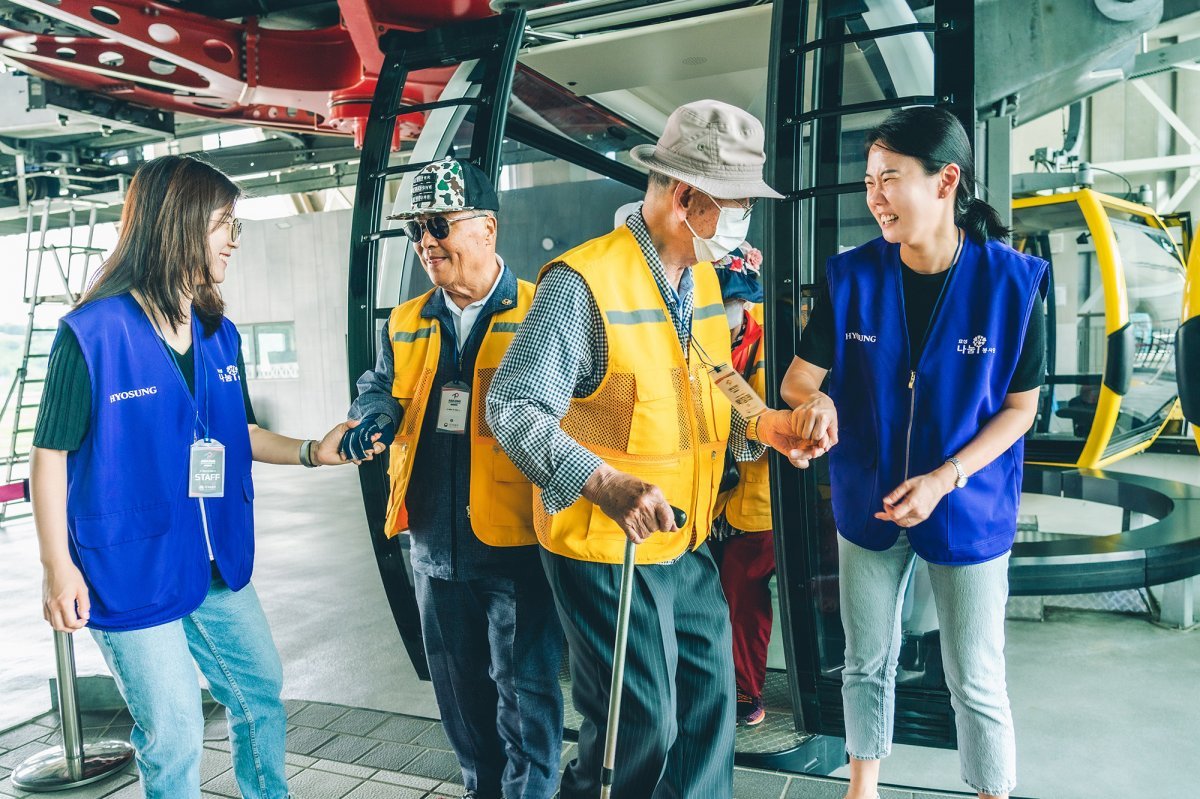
[487,100,822,797]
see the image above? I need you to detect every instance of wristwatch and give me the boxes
[946,457,967,489]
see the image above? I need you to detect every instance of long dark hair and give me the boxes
[864,106,1009,243]
[80,155,241,335]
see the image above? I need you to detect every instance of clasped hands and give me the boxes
[754,394,839,469]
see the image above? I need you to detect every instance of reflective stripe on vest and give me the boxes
[534,226,733,565]
[383,280,537,546]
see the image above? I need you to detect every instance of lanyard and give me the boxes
[913,228,964,359]
[148,312,211,442]
[690,334,718,370]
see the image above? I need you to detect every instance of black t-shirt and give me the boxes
[797,262,1046,393]
[33,324,257,452]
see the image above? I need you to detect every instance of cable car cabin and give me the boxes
[1011,190,1187,469]
[1180,225,1200,453]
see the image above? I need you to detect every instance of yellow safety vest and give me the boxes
[534,226,733,564]
[720,303,773,533]
[382,280,537,546]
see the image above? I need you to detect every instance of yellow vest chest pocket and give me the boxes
[627,369,681,456]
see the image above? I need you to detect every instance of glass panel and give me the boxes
[1011,201,1104,442]
[252,323,298,379]
[509,66,656,163]
[1105,213,1185,441]
[237,326,257,379]
[818,0,935,26]
[802,32,934,114]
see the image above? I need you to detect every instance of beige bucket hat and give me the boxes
[630,99,784,200]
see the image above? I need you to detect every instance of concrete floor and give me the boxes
[3,453,1200,798]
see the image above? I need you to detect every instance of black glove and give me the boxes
[339,414,396,461]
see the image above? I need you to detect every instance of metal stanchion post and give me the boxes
[11,631,135,792]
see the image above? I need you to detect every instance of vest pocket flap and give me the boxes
[74,501,172,549]
[635,370,674,402]
[493,451,528,483]
[391,367,422,401]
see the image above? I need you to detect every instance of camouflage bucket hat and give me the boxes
[387,157,501,220]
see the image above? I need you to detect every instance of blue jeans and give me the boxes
[91,572,288,799]
[414,570,564,799]
[838,534,1016,796]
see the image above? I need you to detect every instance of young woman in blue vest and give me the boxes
[782,107,1048,799]
[30,155,354,799]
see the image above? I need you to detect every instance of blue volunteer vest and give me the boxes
[63,293,254,630]
[827,234,1047,565]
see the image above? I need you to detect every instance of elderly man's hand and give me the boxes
[582,464,677,544]
[755,409,831,469]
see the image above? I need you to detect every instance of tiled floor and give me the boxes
[5,456,1198,798]
[0,698,982,799]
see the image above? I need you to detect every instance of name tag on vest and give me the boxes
[437,381,470,435]
[708,363,767,420]
[189,439,225,497]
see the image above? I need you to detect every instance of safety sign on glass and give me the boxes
[189,439,225,498]
[708,364,767,420]
[437,381,470,434]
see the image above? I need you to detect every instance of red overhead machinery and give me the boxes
[0,1,501,147]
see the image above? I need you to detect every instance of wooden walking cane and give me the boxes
[599,506,687,799]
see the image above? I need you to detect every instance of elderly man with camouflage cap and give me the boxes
[487,101,821,798]
[341,157,563,799]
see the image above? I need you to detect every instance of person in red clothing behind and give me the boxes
[709,243,777,727]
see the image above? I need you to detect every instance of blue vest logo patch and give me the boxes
[845,331,877,343]
[956,335,996,356]
[108,386,158,403]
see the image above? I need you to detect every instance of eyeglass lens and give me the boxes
[403,216,451,241]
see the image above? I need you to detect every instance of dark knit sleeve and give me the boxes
[32,324,92,451]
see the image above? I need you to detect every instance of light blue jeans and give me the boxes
[91,571,288,799]
[838,533,1016,796]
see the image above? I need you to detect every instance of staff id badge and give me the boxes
[189,438,225,497]
[708,363,768,420]
[436,381,470,434]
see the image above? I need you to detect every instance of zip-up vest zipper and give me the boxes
[449,338,471,580]
[899,231,962,482]
[904,370,917,479]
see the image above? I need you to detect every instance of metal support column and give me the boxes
[11,632,134,791]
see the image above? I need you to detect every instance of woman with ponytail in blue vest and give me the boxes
[782,107,1048,799]
[30,155,356,799]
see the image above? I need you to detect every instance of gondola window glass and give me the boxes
[1105,213,1186,443]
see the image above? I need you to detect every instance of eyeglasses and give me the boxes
[696,188,755,221]
[217,217,242,243]
[401,213,489,241]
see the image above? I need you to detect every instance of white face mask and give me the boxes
[685,191,752,263]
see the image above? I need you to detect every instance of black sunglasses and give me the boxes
[401,212,489,241]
